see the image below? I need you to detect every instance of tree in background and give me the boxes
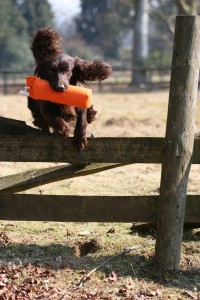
[0,0,30,69]
[175,0,198,15]
[18,0,54,36]
[151,0,199,36]
[76,0,133,59]
[132,0,149,86]
[0,0,54,70]
[76,0,151,86]
[132,0,200,86]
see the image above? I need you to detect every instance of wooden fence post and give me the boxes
[155,16,200,270]
[2,72,8,95]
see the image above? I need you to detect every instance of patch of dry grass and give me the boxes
[0,221,199,299]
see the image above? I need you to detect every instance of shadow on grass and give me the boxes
[0,239,199,293]
[128,226,200,241]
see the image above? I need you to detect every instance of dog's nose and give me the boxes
[56,84,66,92]
[59,84,65,91]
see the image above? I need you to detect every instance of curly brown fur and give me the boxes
[31,28,63,64]
[28,27,112,150]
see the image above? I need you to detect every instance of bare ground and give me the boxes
[0,91,199,299]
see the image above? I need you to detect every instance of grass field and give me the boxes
[0,91,199,299]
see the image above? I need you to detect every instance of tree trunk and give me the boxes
[131,0,149,87]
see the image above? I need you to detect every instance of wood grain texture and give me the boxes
[0,163,126,193]
[155,16,200,270]
[2,134,200,164]
[0,116,51,136]
[1,115,200,164]
[0,194,157,222]
[0,194,198,223]
[0,135,164,164]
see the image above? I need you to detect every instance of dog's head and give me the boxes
[38,54,75,92]
[32,28,112,92]
[37,55,112,92]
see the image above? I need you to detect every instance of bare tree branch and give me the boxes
[150,8,175,36]
[175,0,198,15]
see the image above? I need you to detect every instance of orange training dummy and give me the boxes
[19,76,92,109]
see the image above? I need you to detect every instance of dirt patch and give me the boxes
[74,239,101,257]
[105,117,134,127]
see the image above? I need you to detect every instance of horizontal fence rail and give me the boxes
[0,135,164,164]
[1,134,200,164]
[0,194,199,224]
[1,117,200,164]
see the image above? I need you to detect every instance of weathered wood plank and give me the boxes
[185,195,200,224]
[0,194,198,223]
[1,115,200,164]
[155,16,200,270]
[0,135,164,164]
[1,133,200,164]
[193,136,200,163]
[0,116,51,136]
[0,195,157,222]
[0,163,126,194]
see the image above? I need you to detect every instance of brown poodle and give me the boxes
[28,28,112,150]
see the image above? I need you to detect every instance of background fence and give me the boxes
[0,67,172,94]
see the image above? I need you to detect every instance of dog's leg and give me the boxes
[40,103,70,137]
[74,108,88,150]
[28,98,50,132]
[87,105,97,124]
[44,113,70,137]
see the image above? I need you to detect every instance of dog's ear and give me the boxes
[31,28,63,64]
[72,58,112,83]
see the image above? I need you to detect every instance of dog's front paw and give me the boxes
[53,124,70,138]
[73,136,88,151]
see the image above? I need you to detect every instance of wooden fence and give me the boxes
[0,116,200,223]
[0,16,200,271]
[0,67,172,95]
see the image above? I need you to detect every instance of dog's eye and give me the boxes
[60,62,72,73]
[60,67,68,73]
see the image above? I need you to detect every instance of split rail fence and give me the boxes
[0,16,200,271]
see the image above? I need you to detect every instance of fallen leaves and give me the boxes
[82,289,99,299]
[0,264,67,299]
[107,271,118,282]
[0,232,10,246]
